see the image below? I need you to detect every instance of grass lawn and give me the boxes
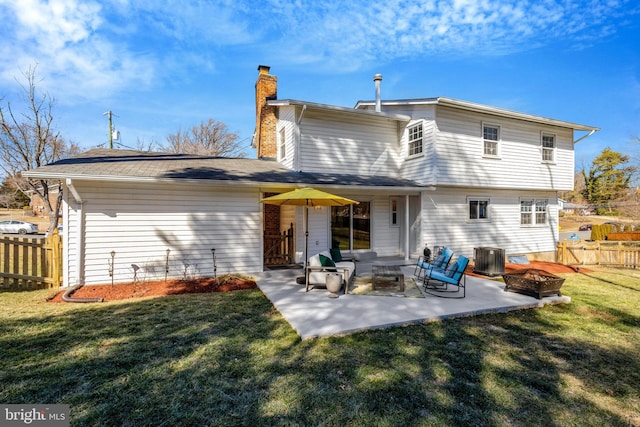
[1,268,639,426]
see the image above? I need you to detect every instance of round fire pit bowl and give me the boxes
[502,268,565,299]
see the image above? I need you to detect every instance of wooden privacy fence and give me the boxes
[0,234,62,290]
[557,240,640,269]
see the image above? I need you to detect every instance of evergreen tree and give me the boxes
[581,148,636,210]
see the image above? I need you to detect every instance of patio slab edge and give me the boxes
[295,296,572,340]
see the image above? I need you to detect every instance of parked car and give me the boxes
[578,224,592,231]
[45,224,64,237]
[0,220,39,234]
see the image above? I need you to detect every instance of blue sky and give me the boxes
[1,0,639,169]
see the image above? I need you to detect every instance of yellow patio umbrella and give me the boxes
[260,187,358,282]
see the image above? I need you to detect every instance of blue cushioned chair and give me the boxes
[423,255,469,299]
[414,247,453,282]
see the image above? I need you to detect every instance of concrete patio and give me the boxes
[254,257,571,339]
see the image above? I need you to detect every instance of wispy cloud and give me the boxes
[0,0,635,102]
[0,0,155,103]
[251,0,638,70]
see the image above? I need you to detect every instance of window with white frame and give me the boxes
[520,198,548,225]
[541,133,555,162]
[468,197,490,220]
[278,128,286,159]
[408,123,423,156]
[483,123,500,156]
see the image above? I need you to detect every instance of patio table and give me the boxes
[372,265,405,292]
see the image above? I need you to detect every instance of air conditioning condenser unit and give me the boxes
[473,247,505,276]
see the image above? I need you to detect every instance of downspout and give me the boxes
[295,104,307,172]
[573,128,597,144]
[64,179,101,302]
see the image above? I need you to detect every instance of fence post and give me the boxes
[44,232,62,287]
[52,231,61,287]
[559,239,567,265]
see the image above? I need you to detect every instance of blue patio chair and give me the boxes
[423,255,469,299]
[414,247,453,282]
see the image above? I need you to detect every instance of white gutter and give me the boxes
[355,97,600,132]
[66,179,85,286]
[27,172,430,193]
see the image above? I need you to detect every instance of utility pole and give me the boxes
[103,111,120,149]
[103,110,114,149]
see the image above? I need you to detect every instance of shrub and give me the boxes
[590,223,615,241]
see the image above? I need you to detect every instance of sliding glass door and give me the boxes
[331,202,370,251]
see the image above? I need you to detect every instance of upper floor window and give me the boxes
[521,198,548,226]
[408,123,423,156]
[469,197,490,221]
[278,128,286,159]
[541,133,555,162]
[483,123,500,157]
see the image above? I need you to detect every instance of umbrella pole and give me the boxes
[304,206,309,286]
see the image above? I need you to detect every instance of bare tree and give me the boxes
[0,175,30,208]
[135,136,161,152]
[163,118,246,157]
[0,65,79,232]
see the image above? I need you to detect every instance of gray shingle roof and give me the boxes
[25,149,423,189]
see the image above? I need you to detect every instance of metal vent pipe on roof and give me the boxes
[373,74,382,112]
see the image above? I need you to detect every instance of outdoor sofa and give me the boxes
[306,250,356,293]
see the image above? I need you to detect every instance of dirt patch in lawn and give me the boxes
[48,275,257,303]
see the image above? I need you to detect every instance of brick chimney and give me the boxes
[255,65,278,159]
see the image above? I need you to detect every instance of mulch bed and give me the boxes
[48,261,581,302]
[466,260,590,278]
[48,276,257,303]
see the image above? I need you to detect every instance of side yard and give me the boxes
[1,267,639,426]
[0,208,50,233]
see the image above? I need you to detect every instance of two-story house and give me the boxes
[255,65,598,264]
[25,65,598,287]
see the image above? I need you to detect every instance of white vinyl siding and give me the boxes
[63,181,262,286]
[421,188,559,259]
[434,106,575,190]
[277,106,296,170]
[401,118,436,185]
[298,110,401,177]
[371,196,396,256]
